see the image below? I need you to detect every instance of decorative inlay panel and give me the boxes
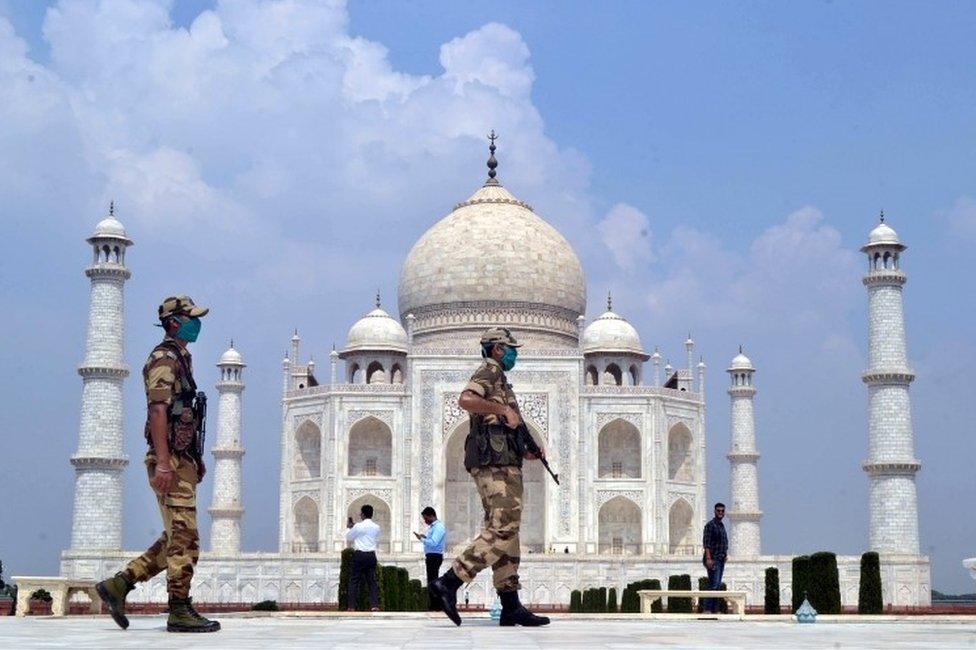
[346,488,393,505]
[347,409,394,428]
[595,489,643,508]
[595,412,641,431]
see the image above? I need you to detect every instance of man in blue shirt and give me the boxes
[414,506,446,611]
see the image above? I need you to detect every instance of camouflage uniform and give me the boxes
[121,327,204,598]
[453,356,524,593]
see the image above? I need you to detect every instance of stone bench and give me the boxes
[13,576,101,617]
[637,589,747,615]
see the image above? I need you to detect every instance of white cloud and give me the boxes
[940,196,976,241]
[596,203,653,271]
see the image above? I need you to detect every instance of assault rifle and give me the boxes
[514,421,559,485]
[193,391,207,459]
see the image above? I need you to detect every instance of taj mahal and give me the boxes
[59,143,930,608]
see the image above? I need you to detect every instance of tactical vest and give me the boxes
[463,419,524,471]
[153,341,199,454]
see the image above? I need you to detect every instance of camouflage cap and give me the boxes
[480,327,521,348]
[158,295,209,320]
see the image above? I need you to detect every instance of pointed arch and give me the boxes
[391,363,403,384]
[348,416,392,476]
[668,498,694,554]
[585,365,598,386]
[629,364,640,386]
[293,496,319,552]
[443,420,548,553]
[599,495,642,555]
[366,360,387,384]
[598,418,641,478]
[603,363,622,386]
[667,422,694,481]
[294,420,321,479]
[346,494,392,553]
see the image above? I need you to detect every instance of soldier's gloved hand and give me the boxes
[151,466,176,494]
[524,449,545,461]
[501,406,522,428]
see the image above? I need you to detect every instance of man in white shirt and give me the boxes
[346,504,381,611]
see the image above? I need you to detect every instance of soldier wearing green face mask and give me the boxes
[96,295,220,633]
[429,328,550,628]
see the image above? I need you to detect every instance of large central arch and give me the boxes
[442,421,547,554]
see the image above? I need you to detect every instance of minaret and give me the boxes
[209,342,246,554]
[726,347,762,556]
[69,203,133,551]
[651,347,662,385]
[861,214,920,554]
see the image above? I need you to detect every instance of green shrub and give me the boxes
[338,548,354,607]
[764,567,780,614]
[420,586,429,611]
[808,552,841,614]
[570,590,582,613]
[718,583,728,614]
[607,587,618,613]
[619,583,636,613]
[791,555,811,613]
[598,587,607,613]
[666,575,692,613]
[251,600,279,611]
[408,579,423,611]
[858,552,883,615]
[29,589,52,603]
[397,568,410,611]
[381,566,400,611]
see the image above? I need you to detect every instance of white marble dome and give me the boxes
[397,183,586,322]
[343,306,408,354]
[582,310,645,355]
[867,220,900,245]
[219,346,244,366]
[729,351,754,370]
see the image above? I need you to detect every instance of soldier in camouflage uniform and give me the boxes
[96,296,220,633]
[429,328,550,627]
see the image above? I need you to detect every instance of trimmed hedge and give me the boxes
[858,552,883,615]
[809,552,841,614]
[569,590,582,613]
[29,589,52,603]
[251,600,279,611]
[764,567,780,614]
[666,575,692,613]
[791,555,811,613]
[598,587,608,613]
[619,579,662,613]
[409,579,424,612]
[607,587,618,613]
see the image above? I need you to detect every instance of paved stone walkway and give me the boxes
[3,615,975,649]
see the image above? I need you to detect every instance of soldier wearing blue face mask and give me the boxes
[96,295,220,634]
[429,328,550,628]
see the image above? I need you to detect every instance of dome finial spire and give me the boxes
[739,344,743,354]
[879,209,885,223]
[230,338,234,349]
[375,289,381,308]
[109,200,115,216]
[607,290,613,312]
[485,129,500,186]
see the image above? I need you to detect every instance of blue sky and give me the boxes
[0,0,973,593]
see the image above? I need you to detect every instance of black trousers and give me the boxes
[425,553,444,611]
[349,550,378,609]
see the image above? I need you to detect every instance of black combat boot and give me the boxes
[428,569,464,626]
[498,590,550,627]
[95,572,134,630]
[167,597,221,633]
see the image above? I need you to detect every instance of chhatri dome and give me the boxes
[867,211,901,245]
[218,342,244,366]
[343,293,409,354]
[398,131,586,347]
[581,292,646,357]
[729,346,754,370]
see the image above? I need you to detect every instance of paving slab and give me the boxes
[2,615,975,649]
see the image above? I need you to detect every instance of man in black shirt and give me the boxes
[701,503,728,614]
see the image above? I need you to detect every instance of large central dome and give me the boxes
[398,167,586,348]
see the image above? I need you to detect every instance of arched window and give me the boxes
[348,416,392,476]
[293,496,319,553]
[294,420,321,479]
[599,496,642,555]
[391,364,403,384]
[603,363,622,386]
[668,499,694,554]
[348,363,362,384]
[585,365,598,386]
[668,423,693,481]
[598,419,641,478]
[347,495,392,553]
[883,251,892,269]
[366,361,387,384]
[629,364,640,386]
